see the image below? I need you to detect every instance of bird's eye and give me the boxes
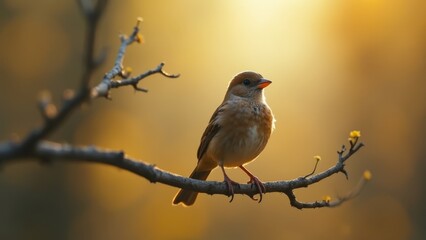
[242,79,251,86]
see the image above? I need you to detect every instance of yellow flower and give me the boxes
[349,130,361,138]
[363,170,372,181]
[313,155,321,161]
[323,195,332,203]
[348,130,361,144]
[124,66,133,74]
[135,33,144,44]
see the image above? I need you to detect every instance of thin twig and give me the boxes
[110,62,180,93]
[79,0,107,87]
[304,157,320,178]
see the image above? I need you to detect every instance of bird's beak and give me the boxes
[257,79,272,89]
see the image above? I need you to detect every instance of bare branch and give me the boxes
[14,0,106,152]
[7,12,178,155]
[0,138,368,209]
[109,62,180,93]
[284,190,330,209]
[91,18,179,98]
[79,0,107,87]
[328,176,369,207]
[284,174,369,209]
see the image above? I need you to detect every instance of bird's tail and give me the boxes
[172,169,211,206]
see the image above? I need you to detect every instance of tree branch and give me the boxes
[15,0,108,153]
[0,137,368,209]
[109,62,180,93]
[91,18,180,98]
[2,4,178,158]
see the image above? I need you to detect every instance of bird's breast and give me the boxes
[207,100,273,167]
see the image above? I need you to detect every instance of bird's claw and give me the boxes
[247,176,266,203]
[224,175,239,203]
[248,194,258,201]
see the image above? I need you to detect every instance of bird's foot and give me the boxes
[247,175,266,203]
[239,166,266,203]
[223,174,239,202]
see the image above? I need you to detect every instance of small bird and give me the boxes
[172,71,275,206]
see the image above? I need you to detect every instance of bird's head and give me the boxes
[225,71,271,101]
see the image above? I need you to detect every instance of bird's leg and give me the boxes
[220,165,239,202]
[239,165,266,203]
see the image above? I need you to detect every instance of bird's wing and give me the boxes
[196,103,226,161]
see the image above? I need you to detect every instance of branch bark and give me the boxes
[0,138,367,208]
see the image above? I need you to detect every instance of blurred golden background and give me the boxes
[0,0,425,239]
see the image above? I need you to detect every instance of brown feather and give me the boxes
[172,169,211,206]
[196,104,225,160]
